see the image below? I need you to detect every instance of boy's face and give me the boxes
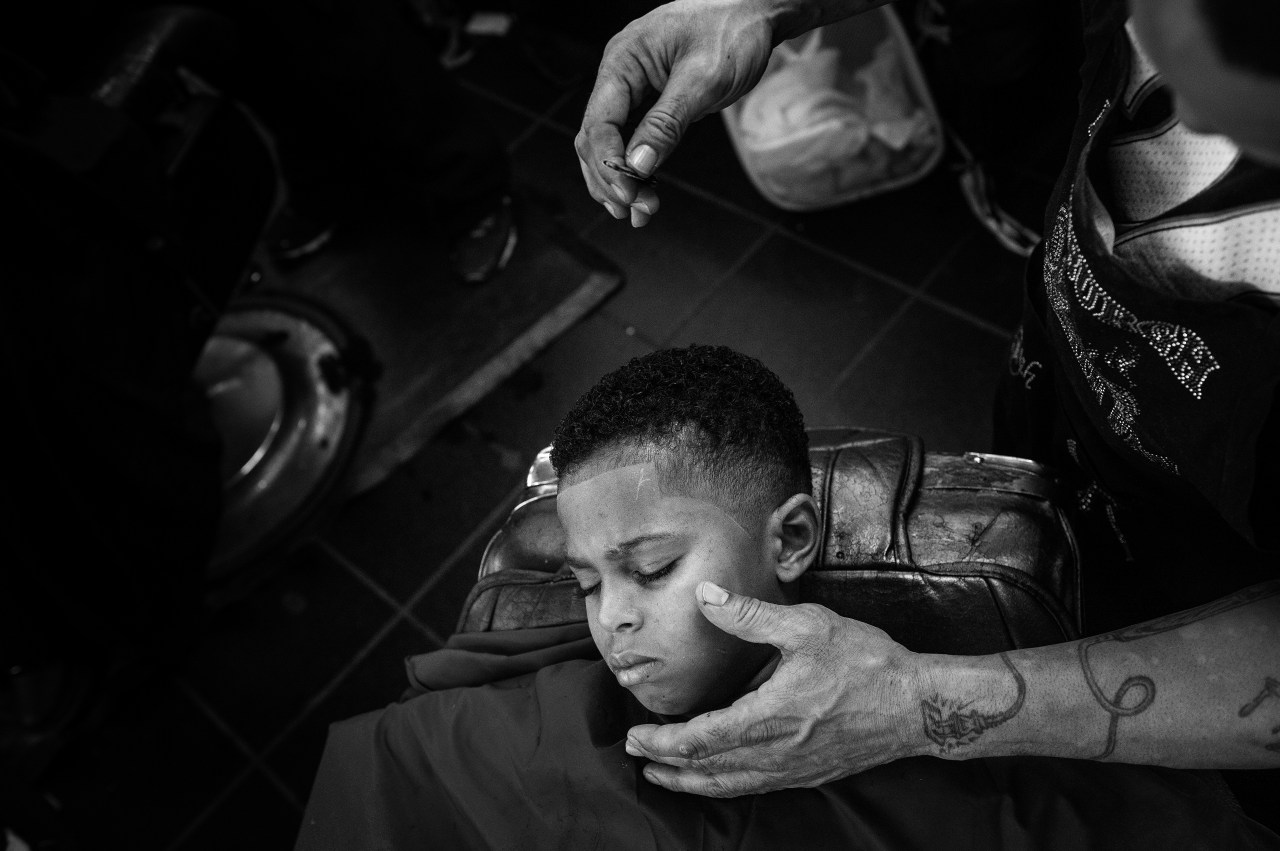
[558,460,787,716]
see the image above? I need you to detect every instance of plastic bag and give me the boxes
[725,10,942,210]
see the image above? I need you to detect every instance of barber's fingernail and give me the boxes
[625,741,642,757]
[605,201,626,219]
[701,582,728,606]
[642,767,658,783]
[632,200,652,215]
[628,144,657,175]
[611,184,630,204]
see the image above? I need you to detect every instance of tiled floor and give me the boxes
[38,27,1036,850]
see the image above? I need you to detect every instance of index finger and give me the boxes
[577,73,632,192]
[627,698,765,763]
[640,763,765,799]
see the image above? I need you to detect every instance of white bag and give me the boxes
[723,8,943,211]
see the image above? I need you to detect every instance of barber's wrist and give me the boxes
[881,648,935,761]
[768,0,892,43]
[906,652,1032,761]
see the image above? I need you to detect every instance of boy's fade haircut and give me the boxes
[550,344,811,520]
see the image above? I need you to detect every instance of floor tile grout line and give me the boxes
[316,539,447,648]
[458,77,550,126]
[173,678,306,810]
[912,228,976,294]
[594,307,665,350]
[831,292,924,390]
[538,89,579,130]
[486,77,1005,315]
[514,111,931,300]
[403,481,526,611]
[163,762,257,851]
[475,78,962,311]
[912,288,1015,341]
[460,71,1011,338]
[659,225,778,347]
[223,481,525,817]
[262,614,405,763]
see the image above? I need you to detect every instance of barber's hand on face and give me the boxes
[625,581,922,797]
[575,0,777,227]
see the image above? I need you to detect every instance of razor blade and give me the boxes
[603,159,657,186]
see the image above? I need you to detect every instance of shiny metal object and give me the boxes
[193,299,363,578]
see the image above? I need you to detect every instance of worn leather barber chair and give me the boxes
[459,428,1081,655]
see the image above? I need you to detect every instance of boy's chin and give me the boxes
[628,683,703,718]
[629,682,734,719]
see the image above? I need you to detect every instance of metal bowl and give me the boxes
[193,297,364,579]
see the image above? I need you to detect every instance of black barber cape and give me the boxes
[296,625,1277,850]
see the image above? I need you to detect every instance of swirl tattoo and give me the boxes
[1078,637,1156,759]
[921,653,1026,752]
[1078,582,1280,759]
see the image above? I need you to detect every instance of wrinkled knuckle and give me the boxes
[786,604,826,645]
[641,108,684,147]
[735,594,765,627]
[678,733,711,761]
[742,715,786,747]
[706,775,738,799]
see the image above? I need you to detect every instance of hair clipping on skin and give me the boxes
[603,159,658,186]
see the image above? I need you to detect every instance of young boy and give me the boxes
[295,345,1273,850]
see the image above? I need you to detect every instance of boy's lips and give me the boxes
[608,652,661,686]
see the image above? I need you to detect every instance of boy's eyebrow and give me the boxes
[605,532,680,559]
[564,533,682,572]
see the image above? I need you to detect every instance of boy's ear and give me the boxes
[768,493,820,583]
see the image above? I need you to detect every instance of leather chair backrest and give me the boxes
[462,428,1081,654]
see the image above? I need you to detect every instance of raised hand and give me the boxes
[574,0,779,227]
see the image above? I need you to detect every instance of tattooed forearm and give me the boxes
[1077,582,1280,760]
[922,653,1026,752]
[1239,677,1280,753]
[1110,582,1280,643]
[1078,636,1156,759]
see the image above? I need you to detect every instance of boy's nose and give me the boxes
[596,589,643,633]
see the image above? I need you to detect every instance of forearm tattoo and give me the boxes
[921,652,1026,752]
[1078,582,1280,759]
[1238,676,1280,753]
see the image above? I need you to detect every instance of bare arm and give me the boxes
[916,581,1280,768]
[628,580,1280,797]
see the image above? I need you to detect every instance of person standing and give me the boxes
[573,0,1280,827]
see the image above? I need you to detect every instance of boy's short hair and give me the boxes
[551,345,810,518]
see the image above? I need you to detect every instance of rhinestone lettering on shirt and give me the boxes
[1043,189,1221,475]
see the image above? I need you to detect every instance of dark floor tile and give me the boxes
[786,166,974,286]
[455,37,572,117]
[176,770,302,851]
[323,424,524,602]
[463,314,656,461]
[180,543,394,749]
[584,184,768,342]
[554,91,973,289]
[464,83,538,149]
[268,619,436,802]
[411,529,496,640]
[668,233,910,427]
[921,229,1027,332]
[547,80,590,136]
[833,299,1012,452]
[511,125,609,237]
[660,116,787,224]
[42,678,245,851]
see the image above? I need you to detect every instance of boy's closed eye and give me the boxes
[571,559,680,598]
